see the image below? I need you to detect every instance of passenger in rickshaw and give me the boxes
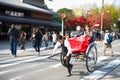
[70,25,84,37]
[84,25,91,36]
[84,25,96,42]
[52,34,73,77]
[70,25,93,40]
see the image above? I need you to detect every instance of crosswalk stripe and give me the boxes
[97,56,109,63]
[0,56,36,64]
[8,56,112,80]
[0,56,48,68]
[9,63,62,80]
[0,50,60,68]
[0,56,109,78]
[81,57,120,80]
[0,49,119,80]
[0,64,41,75]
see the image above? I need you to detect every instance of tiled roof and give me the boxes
[0,0,56,15]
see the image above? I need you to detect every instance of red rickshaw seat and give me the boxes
[68,35,92,53]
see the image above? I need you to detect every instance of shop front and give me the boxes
[0,0,61,40]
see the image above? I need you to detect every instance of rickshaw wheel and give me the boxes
[60,53,66,67]
[86,44,97,72]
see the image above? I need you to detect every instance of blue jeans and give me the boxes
[34,40,41,52]
[10,38,18,56]
[45,41,48,47]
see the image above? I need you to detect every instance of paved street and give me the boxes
[0,40,120,80]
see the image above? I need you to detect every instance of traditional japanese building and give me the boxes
[0,0,61,40]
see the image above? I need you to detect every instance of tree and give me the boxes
[57,8,72,14]
[53,15,62,23]
[87,12,112,30]
[87,14,101,29]
[103,4,120,30]
[86,4,115,30]
[53,8,72,23]
[65,16,86,28]
[54,4,120,31]
[57,8,73,19]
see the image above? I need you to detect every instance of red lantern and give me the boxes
[60,13,66,19]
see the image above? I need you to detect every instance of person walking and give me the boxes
[52,31,57,46]
[8,24,19,57]
[19,31,26,50]
[34,28,42,55]
[52,34,73,77]
[43,31,49,47]
[102,30,114,57]
[30,28,36,48]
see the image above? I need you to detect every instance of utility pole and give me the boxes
[100,0,104,40]
[60,13,66,36]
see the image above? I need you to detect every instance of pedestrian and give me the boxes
[34,28,42,55]
[102,30,114,57]
[52,31,57,46]
[8,24,19,57]
[19,31,26,50]
[30,28,36,48]
[91,29,97,41]
[95,30,101,41]
[42,31,49,47]
[52,34,73,77]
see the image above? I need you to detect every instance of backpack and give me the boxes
[107,33,113,43]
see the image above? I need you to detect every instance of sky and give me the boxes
[44,0,120,11]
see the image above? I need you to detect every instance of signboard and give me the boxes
[5,10,24,17]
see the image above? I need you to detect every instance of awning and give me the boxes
[0,15,61,27]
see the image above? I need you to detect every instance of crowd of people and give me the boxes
[7,23,120,77]
[7,24,59,57]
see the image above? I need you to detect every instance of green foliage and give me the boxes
[57,8,72,14]
[91,7,100,15]
[53,15,62,23]
[52,4,120,31]
[104,4,120,31]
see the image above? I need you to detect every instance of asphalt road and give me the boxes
[0,40,120,80]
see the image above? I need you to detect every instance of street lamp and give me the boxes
[60,13,66,36]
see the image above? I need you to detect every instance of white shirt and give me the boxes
[103,33,109,44]
[52,39,72,56]
[52,33,57,42]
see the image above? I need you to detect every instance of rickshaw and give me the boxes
[60,35,98,72]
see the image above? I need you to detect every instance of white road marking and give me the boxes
[0,56,48,68]
[0,56,109,75]
[0,44,119,80]
[0,56,36,64]
[9,63,62,80]
[7,56,109,80]
[81,58,120,80]
[0,64,42,75]
[97,56,109,63]
[10,76,23,80]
